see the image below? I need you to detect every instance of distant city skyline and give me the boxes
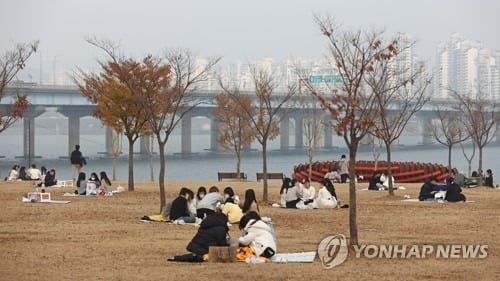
[1,0,499,89]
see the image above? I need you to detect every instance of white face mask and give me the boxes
[91,177,96,180]
[199,194,205,199]
[224,194,230,199]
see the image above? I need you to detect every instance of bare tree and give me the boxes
[303,16,393,246]
[432,106,469,170]
[140,49,220,211]
[302,101,323,181]
[365,35,431,196]
[213,92,255,179]
[452,91,499,185]
[221,66,297,201]
[372,137,383,171]
[0,41,38,133]
[460,138,476,177]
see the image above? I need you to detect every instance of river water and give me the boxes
[0,134,498,182]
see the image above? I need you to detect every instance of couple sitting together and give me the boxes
[168,211,276,263]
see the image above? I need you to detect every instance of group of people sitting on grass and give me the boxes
[169,210,276,263]
[162,186,276,262]
[74,171,112,195]
[279,177,345,209]
[418,171,468,202]
[5,164,59,187]
[157,186,260,224]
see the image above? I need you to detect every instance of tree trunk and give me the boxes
[127,139,135,191]
[236,148,241,180]
[148,152,154,181]
[478,146,483,186]
[348,142,358,246]
[262,141,269,201]
[149,137,154,181]
[308,151,313,182]
[447,144,452,171]
[158,141,166,212]
[112,156,117,181]
[386,142,394,196]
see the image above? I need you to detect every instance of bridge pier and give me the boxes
[294,115,303,149]
[421,118,434,145]
[58,107,92,156]
[323,116,332,149]
[22,107,45,160]
[280,116,290,151]
[210,117,220,152]
[496,124,500,144]
[105,127,121,156]
[181,114,192,154]
[140,135,151,155]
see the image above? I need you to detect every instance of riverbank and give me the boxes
[0,180,498,280]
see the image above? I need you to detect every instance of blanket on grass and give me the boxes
[401,198,474,203]
[359,186,406,191]
[271,251,316,263]
[22,197,70,204]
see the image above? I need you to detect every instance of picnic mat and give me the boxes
[22,197,70,204]
[271,251,316,263]
[359,187,406,191]
[401,199,475,203]
[140,215,168,222]
[63,192,115,197]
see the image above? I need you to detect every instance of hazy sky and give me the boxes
[1,0,499,83]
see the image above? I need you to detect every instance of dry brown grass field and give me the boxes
[0,180,499,281]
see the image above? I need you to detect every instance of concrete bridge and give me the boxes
[2,84,498,159]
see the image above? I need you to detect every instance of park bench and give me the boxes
[217,172,247,181]
[256,172,284,182]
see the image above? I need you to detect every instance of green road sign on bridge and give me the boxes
[309,75,342,83]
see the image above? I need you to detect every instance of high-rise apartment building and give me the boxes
[435,33,499,99]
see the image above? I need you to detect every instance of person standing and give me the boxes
[70,145,84,183]
[339,154,350,183]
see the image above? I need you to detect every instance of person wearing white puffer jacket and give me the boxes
[238,212,277,259]
[314,178,338,208]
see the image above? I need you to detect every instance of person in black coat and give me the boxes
[445,183,466,202]
[368,171,383,190]
[170,188,195,223]
[44,169,58,187]
[418,177,438,201]
[70,144,84,182]
[484,169,494,188]
[186,213,229,257]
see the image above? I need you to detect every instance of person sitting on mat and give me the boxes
[368,171,384,190]
[313,178,338,208]
[170,188,196,223]
[221,197,243,224]
[241,189,260,214]
[196,186,224,219]
[223,186,240,205]
[445,183,466,202]
[237,211,276,261]
[418,176,439,201]
[168,212,229,262]
[281,178,301,208]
